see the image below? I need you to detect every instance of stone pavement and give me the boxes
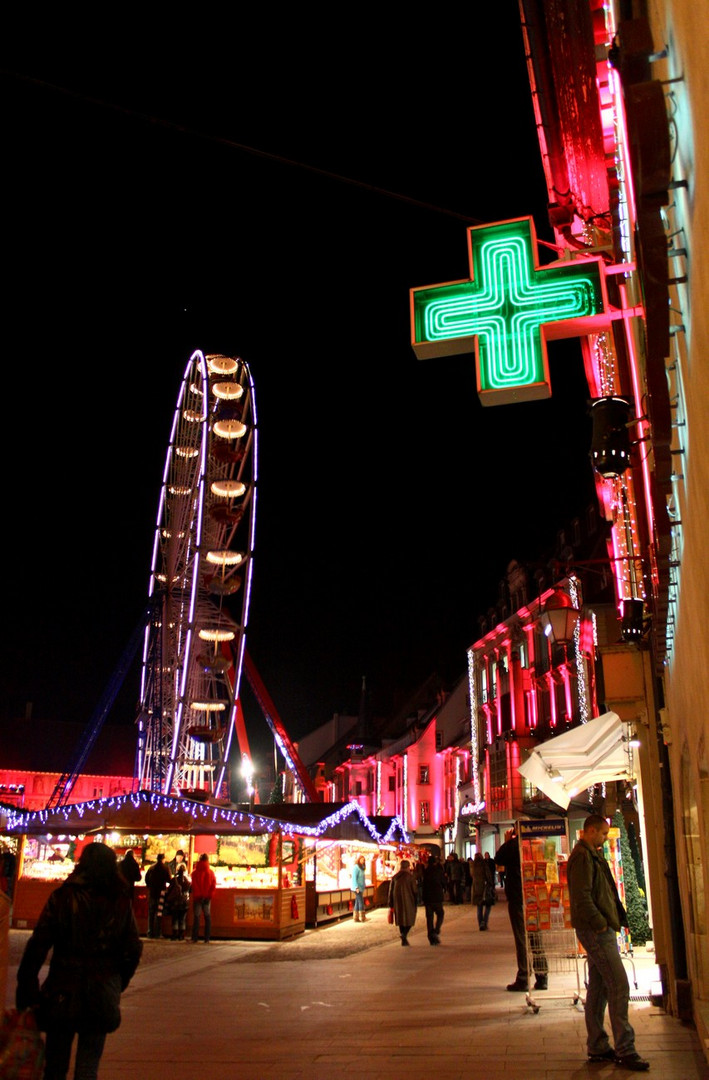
[6,900,709,1079]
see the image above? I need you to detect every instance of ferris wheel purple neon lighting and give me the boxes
[137,350,257,798]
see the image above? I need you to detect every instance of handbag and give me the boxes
[387,908,394,924]
[0,1009,45,1080]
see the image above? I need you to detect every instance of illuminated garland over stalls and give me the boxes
[7,792,409,845]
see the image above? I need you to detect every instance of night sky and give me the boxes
[1,11,596,765]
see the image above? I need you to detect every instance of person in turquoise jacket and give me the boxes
[351,856,367,922]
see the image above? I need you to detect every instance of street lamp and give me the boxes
[539,588,581,646]
[240,753,256,808]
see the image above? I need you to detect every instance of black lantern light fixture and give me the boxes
[620,597,645,642]
[590,396,633,478]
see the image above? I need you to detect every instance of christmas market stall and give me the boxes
[5,793,408,940]
[260,803,410,926]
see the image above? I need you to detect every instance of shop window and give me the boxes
[500,693,512,732]
[488,742,509,814]
[419,801,430,825]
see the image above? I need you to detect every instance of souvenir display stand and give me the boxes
[517,818,582,1013]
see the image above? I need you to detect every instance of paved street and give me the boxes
[6,900,709,1079]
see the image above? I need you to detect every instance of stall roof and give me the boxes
[516,711,633,810]
[5,792,409,845]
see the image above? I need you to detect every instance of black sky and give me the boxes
[1,11,596,759]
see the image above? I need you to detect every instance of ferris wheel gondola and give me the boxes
[136,350,257,798]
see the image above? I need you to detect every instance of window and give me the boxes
[419,801,430,825]
[355,780,362,796]
[388,775,395,792]
[488,742,509,814]
[419,765,430,784]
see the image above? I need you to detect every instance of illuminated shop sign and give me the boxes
[411,217,608,405]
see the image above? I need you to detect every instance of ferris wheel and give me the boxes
[136,350,257,798]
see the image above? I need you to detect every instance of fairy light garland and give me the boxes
[6,792,409,846]
[466,647,484,812]
[568,576,590,726]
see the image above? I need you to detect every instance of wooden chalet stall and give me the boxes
[6,794,408,940]
[262,804,409,926]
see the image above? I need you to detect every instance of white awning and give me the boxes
[516,711,633,810]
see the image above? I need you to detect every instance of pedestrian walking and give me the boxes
[446,853,463,904]
[422,851,446,945]
[388,859,418,946]
[471,851,496,930]
[568,814,649,1071]
[16,841,142,1080]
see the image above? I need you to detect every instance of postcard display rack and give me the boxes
[518,818,582,1013]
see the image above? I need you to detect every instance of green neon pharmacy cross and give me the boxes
[410,217,609,406]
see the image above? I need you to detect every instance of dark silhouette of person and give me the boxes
[118,848,142,898]
[16,842,142,1080]
[144,852,171,938]
[388,859,418,946]
[422,852,446,945]
[495,828,548,991]
[471,851,495,930]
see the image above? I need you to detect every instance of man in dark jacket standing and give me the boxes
[118,848,142,898]
[495,827,548,991]
[144,853,171,939]
[422,852,446,945]
[568,814,649,1071]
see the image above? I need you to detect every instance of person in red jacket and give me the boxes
[190,853,217,943]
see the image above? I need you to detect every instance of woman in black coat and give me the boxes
[16,841,143,1080]
[471,851,496,930]
[388,859,418,946]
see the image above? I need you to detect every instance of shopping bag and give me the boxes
[0,1008,45,1080]
[387,908,394,924]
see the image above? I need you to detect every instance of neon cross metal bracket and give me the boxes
[411,217,610,406]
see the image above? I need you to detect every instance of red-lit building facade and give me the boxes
[513,0,704,1044]
[324,677,472,854]
[468,574,607,820]
[310,0,709,1047]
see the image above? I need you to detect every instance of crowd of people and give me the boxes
[377,821,648,1072]
[13,818,649,1076]
[133,847,217,944]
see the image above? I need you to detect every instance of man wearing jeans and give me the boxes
[190,853,217,943]
[568,814,649,1072]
